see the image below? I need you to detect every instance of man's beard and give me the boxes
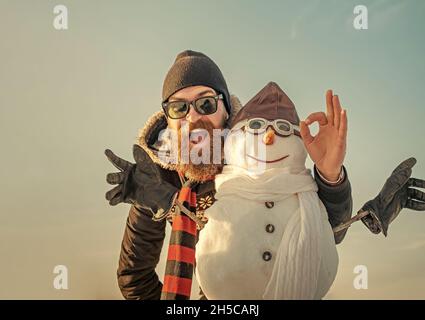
[176,119,225,182]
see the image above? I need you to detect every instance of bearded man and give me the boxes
[105,50,353,300]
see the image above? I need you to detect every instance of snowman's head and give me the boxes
[224,118,307,172]
[224,82,307,173]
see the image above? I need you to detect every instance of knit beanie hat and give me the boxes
[162,50,231,115]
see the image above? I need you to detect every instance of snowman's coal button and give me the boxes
[265,201,274,208]
[265,224,275,233]
[262,251,272,261]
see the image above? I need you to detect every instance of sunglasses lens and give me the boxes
[195,97,217,115]
[248,119,266,130]
[167,102,189,119]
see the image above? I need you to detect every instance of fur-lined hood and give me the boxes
[137,94,243,172]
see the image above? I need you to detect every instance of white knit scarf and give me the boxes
[214,165,327,300]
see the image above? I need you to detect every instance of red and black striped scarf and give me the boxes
[161,178,198,300]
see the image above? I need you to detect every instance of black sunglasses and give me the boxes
[162,94,223,119]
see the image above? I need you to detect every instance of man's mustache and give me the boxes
[178,120,215,147]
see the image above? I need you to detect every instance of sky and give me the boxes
[0,0,424,299]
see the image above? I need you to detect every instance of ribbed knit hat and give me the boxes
[162,50,231,115]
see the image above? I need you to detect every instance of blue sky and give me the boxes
[0,0,424,299]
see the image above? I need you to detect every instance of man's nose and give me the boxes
[186,104,202,123]
[263,127,275,145]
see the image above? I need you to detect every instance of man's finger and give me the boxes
[300,121,314,146]
[305,112,328,127]
[105,149,133,171]
[326,89,334,126]
[106,172,125,185]
[406,199,425,211]
[106,185,122,201]
[333,95,342,130]
[409,188,425,201]
[338,109,348,141]
[408,177,425,188]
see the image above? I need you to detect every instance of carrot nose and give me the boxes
[263,128,275,145]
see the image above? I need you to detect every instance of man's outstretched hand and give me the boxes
[105,148,135,206]
[300,90,347,182]
[104,145,179,218]
[360,157,425,236]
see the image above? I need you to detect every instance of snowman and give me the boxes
[195,82,338,300]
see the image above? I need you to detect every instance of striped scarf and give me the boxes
[161,179,198,300]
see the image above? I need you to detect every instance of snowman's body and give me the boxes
[195,182,338,299]
[195,82,339,299]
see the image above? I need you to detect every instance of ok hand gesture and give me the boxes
[300,90,347,182]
